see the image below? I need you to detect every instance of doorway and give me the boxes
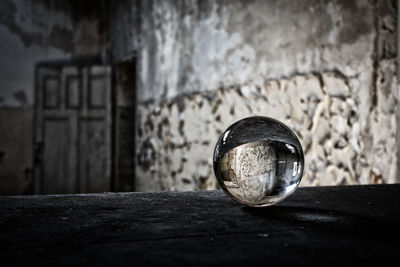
[113,58,136,192]
[34,60,112,194]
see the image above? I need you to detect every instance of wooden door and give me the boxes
[34,64,112,194]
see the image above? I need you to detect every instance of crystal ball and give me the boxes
[213,116,304,207]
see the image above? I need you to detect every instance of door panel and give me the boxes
[65,70,81,109]
[89,76,107,108]
[79,118,108,192]
[42,119,70,194]
[43,76,60,109]
[35,63,111,194]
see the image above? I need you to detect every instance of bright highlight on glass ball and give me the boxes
[213,116,304,207]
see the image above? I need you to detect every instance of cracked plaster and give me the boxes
[134,0,398,191]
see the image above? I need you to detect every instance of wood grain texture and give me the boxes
[0,184,399,266]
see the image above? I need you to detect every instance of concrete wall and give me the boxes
[134,0,399,191]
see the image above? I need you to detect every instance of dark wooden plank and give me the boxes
[0,184,399,266]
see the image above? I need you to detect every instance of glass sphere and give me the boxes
[213,116,304,207]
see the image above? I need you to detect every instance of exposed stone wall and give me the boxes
[135,0,399,191]
[136,70,397,190]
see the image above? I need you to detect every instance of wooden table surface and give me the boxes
[1,184,399,266]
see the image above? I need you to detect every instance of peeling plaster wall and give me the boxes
[109,0,139,62]
[138,0,376,102]
[0,0,71,107]
[135,0,399,191]
[0,0,107,107]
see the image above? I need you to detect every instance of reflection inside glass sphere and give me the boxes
[213,116,304,207]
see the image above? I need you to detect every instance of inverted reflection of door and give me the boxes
[35,64,111,194]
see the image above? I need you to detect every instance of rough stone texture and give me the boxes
[135,0,399,191]
[136,71,391,190]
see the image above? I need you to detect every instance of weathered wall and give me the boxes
[1,0,398,194]
[109,0,139,63]
[0,0,107,107]
[0,108,32,194]
[108,0,143,192]
[135,0,399,191]
[0,0,107,195]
